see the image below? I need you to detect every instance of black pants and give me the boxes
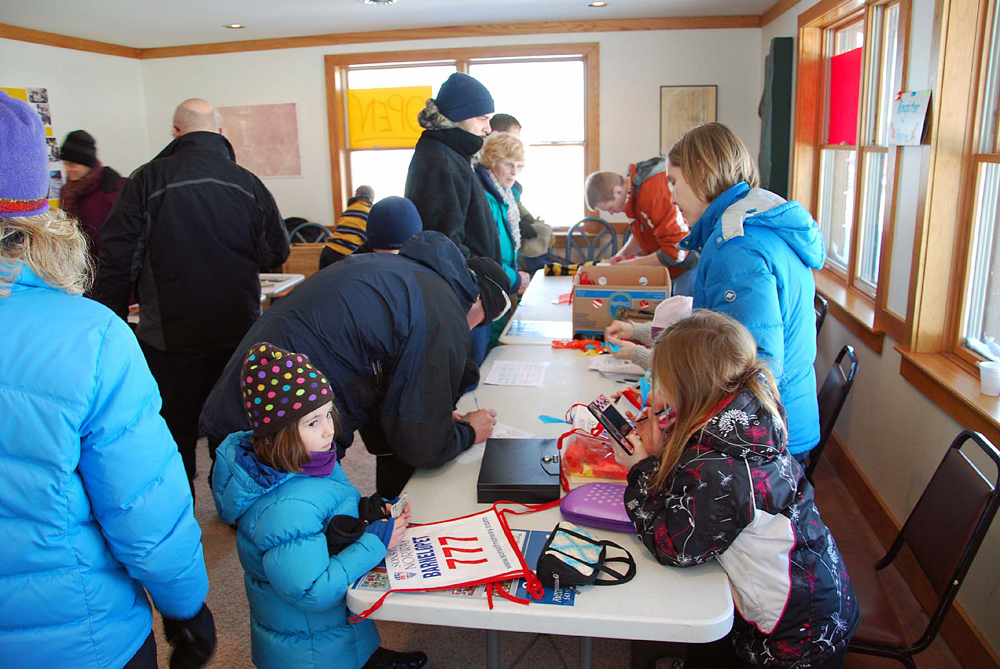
[375,455,416,500]
[123,632,157,669]
[141,343,234,499]
[686,635,848,669]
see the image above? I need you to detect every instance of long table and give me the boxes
[346,272,734,669]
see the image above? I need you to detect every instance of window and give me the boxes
[325,45,599,226]
[961,0,1000,362]
[793,0,910,347]
[815,3,904,296]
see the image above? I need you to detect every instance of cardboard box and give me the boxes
[571,264,671,338]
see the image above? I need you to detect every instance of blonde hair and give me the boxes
[649,310,782,490]
[667,122,759,203]
[584,171,625,210]
[479,132,525,171]
[0,208,92,298]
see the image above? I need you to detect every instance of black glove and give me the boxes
[326,514,365,555]
[162,603,216,669]
[358,494,390,524]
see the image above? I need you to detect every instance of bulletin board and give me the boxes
[219,103,302,177]
[659,85,718,155]
[2,86,63,204]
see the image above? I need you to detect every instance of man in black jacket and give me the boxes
[200,231,508,498]
[94,98,290,495]
[405,73,497,364]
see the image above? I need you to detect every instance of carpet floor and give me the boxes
[146,438,962,668]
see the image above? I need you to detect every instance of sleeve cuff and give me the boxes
[631,321,654,345]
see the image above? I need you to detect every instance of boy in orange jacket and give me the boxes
[585,158,697,287]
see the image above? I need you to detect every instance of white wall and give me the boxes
[763,0,1000,655]
[0,39,150,178]
[139,29,762,226]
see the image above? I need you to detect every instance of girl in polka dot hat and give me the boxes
[211,342,427,669]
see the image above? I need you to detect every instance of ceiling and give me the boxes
[3,0,774,49]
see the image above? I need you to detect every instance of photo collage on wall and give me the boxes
[1,86,62,202]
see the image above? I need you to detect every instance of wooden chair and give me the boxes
[280,243,325,280]
[845,430,1000,668]
[805,344,858,483]
[565,217,617,264]
[815,293,829,336]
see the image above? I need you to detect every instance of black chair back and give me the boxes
[815,294,829,336]
[805,344,858,482]
[565,217,617,264]
[864,430,1000,658]
[289,222,331,244]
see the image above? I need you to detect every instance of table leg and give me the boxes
[487,629,501,669]
[579,636,593,669]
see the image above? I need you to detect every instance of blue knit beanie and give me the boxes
[366,196,423,251]
[435,73,494,122]
[0,92,49,218]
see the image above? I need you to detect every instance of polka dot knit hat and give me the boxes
[241,342,332,437]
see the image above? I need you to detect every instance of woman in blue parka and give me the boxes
[666,122,826,461]
[0,92,214,668]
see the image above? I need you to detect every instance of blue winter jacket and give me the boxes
[680,183,826,455]
[0,264,208,668]
[212,432,386,669]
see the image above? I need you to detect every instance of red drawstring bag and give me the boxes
[350,500,560,622]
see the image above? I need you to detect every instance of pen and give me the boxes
[473,390,481,411]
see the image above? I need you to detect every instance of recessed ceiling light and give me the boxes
[223,23,246,29]
[361,0,399,5]
[589,1,608,6]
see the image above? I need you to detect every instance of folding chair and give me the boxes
[846,430,1000,667]
[288,222,331,244]
[815,293,829,336]
[565,217,617,264]
[805,344,858,483]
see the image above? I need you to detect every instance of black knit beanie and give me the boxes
[241,343,333,437]
[467,257,511,323]
[60,130,98,168]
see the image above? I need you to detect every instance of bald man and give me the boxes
[95,98,290,497]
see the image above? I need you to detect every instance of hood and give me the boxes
[631,156,666,189]
[153,131,236,162]
[399,230,479,311]
[681,183,826,270]
[212,430,292,525]
[698,384,787,462]
[99,165,122,193]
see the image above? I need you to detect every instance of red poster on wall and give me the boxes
[828,47,862,145]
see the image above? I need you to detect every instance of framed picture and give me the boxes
[660,85,718,155]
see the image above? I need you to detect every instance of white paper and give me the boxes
[889,90,931,145]
[454,421,536,464]
[588,356,646,376]
[483,360,549,387]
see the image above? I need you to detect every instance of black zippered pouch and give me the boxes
[535,521,636,591]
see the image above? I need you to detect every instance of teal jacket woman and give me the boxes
[213,431,386,668]
[475,162,521,293]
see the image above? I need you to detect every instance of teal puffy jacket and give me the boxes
[212,432,385,668]
[0,265,208,668]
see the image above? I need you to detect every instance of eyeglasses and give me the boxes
[501,161,525,171]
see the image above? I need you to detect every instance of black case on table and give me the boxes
[476,438,561,504]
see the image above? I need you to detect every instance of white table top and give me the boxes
[346,345,734,642]
[499,272,574,345]
[259,272,305,299]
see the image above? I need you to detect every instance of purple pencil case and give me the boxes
[559,482,634,533]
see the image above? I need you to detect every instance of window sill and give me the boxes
[897,346,1000,447]
[814,270,885,353]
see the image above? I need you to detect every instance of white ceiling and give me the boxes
[3,0,772,49]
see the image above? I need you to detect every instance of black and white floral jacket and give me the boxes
[624,386,859,667]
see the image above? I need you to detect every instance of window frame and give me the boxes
[792,0,911,348]
[323,43,600,222]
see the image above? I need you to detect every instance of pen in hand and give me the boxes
[473,390,481,411]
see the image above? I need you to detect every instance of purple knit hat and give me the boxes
[241,342,334,437]
[0,92,49,218]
